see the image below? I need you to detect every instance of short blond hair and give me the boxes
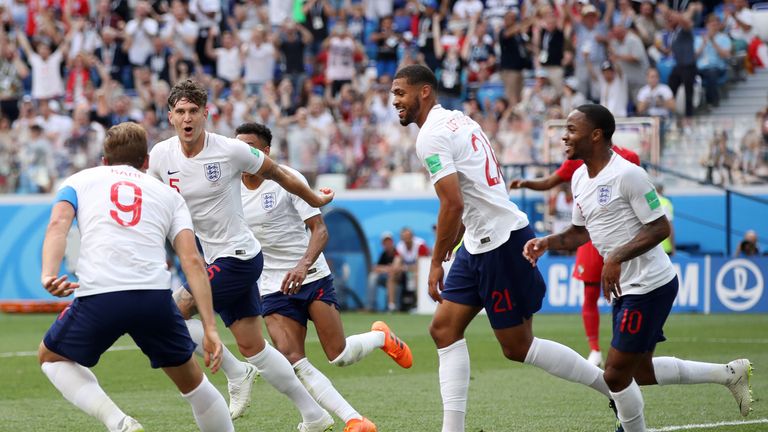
[103,122,148,169]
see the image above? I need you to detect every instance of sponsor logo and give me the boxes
[715,259,764,311]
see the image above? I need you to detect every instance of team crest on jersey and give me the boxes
[597,185,612,206]
[262,192,276,211]
[204,162,221,182]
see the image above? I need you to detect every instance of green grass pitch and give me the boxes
[0,312,765,431]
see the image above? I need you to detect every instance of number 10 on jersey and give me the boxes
[471,132,502,187]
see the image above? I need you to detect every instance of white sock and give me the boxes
[246,342,325,423]
[653,357,730,385]
[610,380,646,432]
[41,361,127,431]
[294,358,361,423]
[524,337,611,397]
[330,331,385,367]
[185,319,247,382]
[438,339,470,432]
[181,374,234,432]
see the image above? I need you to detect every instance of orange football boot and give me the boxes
[344,417,377,432]
[371,321,413,368]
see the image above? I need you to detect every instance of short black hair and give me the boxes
[394,64,437,90]
[576,104,615,143]
[235,122,272,146]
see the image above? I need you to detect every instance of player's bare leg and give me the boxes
[429,300,482,432]
[38,343,141,432]
[266,307,376,431]
[493,317,610,397]
[174,288,256,419]
[604,349,647,432]
[229,315,333,431]
[386,269,402,312]
[163,357,234,432]
[632,351,753,417]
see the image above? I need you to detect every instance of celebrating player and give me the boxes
[523,104,753,431]
[510,136,640,367]
[38,122,233,432]
[391,64,613,432]
[148,80,335,431]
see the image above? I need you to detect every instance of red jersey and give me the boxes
[554,145,641,182]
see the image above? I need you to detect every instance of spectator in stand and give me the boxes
[612,0,636,28]
[734,230,760,257]
[124,1,158,69]
[634,0,664,48]
[432,14,470,110]
[484,0,518,32]
[283,107,320,182]
[364,0,393,22]
[144,35,171,84]
[17,123,54,193]
[370,15,401,80]
[637,67,675,118]
[561,76,587,116]
[703,130,735,184]
[240,27,278,96]
[161,0,199,63]
[499,10,532,106]
[366,231,403,312]
[695,14,731,109]
[391,227,430,312]
[724,0,754,52]
[92,0,124,32]
[323,23,362,97]
[0,32,28,122]
[587,59,628,118]
[95,27,130,86]
[36,99,73,152]
[664,3,700,117]
[466,18,496,84]
[17,24,73,100]
[572,4,609,102]
[275,21,312,98]
[205,27,243,86]
[302,0,333,55]
[268,0,293,30]
[416,1,441,71]
[533,12,565,94]
[609,24,648,108]
[520,69,558,119]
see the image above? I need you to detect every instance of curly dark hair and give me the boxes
[235,122,273,147]
[167,79,207,110]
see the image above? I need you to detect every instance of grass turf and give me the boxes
[0,312,765,431]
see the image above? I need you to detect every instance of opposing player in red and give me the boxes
[510,140,640,367]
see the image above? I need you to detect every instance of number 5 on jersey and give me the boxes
[471,132,502,187]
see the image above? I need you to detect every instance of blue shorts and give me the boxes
[43,290,195,369]
[611,276,679,353]
[442,225,546,329]
[183,254,263,327]
[261,275,340,327]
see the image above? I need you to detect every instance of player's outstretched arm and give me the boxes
[282,214,329,294]
[509,173,565,191]
[257,157,334,207]
[41,202,80,297]
[173,229,223,373]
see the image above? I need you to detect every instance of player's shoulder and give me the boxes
[612,145,641,165]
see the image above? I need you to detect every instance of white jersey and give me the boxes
[149,132,265,263]
[417,105,528,254]
[241,166,331,296]
[571,153,676,296]
[56,165,193,297]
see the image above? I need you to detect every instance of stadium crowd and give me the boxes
[0,0,766,194]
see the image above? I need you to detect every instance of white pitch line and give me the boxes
[672,337,768,344]
[648,419,768,431]
[0,345,140,358]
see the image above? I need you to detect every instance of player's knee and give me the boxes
[603,366,632,392]
[429,321,460,348]
[37,342,59,365]
[323,341,346,362]
[282,351,304,366]
[500,344,527,363]
[236,337,266,358]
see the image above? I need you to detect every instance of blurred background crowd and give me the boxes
[0,0,767,194]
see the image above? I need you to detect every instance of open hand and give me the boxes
[41,275,79,297]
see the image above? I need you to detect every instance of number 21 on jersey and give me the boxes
[471,132,502,187]
[109,181,143,227]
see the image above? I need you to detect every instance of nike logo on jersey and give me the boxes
[167,170,180,175]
